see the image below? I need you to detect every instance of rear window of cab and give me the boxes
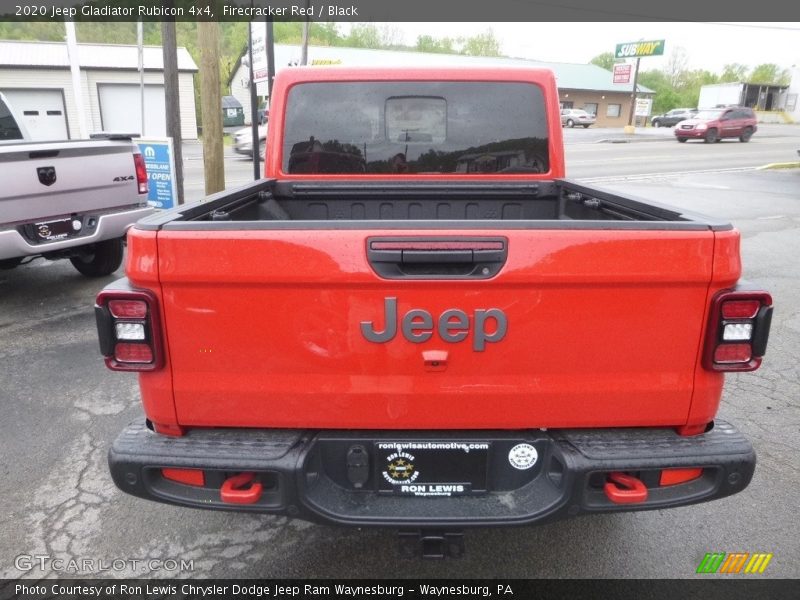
[282,81,550,175]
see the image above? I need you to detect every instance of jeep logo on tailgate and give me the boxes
[360,297,507,351]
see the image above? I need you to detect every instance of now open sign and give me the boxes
[136,138,177,210]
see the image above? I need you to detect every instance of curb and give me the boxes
[756,162,800,170]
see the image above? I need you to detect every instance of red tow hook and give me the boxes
[604,472,648,505]
[220,472,263,505]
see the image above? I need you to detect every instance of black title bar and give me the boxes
[2,0,799,22]
[2,579,799,600]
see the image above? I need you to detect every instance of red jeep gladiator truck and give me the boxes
[97,67,772,556]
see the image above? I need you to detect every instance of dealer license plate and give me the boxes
[34,217,72,241]
[375,441,490,497]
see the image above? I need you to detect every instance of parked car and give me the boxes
[675,107,757,143]
[560,108,595,128]
[233,124,267,159]
[651,108,697,128]
[0,92,153,276]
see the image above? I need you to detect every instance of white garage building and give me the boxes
[0,39,198,141]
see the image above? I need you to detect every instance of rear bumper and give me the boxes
[675,129,706,139]
[0,206,153,260]
[109,420,755,528]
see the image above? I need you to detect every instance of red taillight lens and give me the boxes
[721,300,760,319]
[133,152,148,194]
[96,289,163,372]
[713,343,752,364]
[115,342,154,363]
[108,299,147,319]
[704,290,772,372]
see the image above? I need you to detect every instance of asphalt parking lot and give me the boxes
[1,132,799,579]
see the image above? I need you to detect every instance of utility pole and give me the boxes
[137,20,145,136]
[627,57,641,129]
[64,21,88,138]
[266,19,275,100]
[161,18,184,204]
[198,21,225,194]
[247,22,260,180]
[301,0,310,66]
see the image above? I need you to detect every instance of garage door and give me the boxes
[0,88,68,141]
[98,84,166,137]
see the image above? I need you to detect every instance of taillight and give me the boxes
[133,152,148,194]
[95,289,163,371]
[703,290,773,372]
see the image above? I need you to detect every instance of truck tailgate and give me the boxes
[0,141,142,224]
[155,228,714,429]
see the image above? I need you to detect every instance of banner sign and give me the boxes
[613,64,632,84]
[635,98,653,117]
[249,22,269,83]
[615,40,665,58]
[136,137,177,210]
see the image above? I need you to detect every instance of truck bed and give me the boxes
[137,179,731,231]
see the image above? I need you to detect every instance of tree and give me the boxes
[748,63,790,85]
[590,52,618,71]
[664,47,690,88]
[460,30,501,57]
[344,24,382,48]
[720,63,748,83]
[313,23,341,46]
[219,23,247,96]
[638,70,681,114]
[377,25,404,49]
[416,35,455,54]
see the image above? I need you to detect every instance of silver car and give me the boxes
[233,124,267,158]
[560,109,596,128]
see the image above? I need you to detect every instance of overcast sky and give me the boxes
[350,22,800,73]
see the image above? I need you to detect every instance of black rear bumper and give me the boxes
[109,420,755,528]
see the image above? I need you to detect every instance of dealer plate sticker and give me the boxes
[508,443,538,470]
[376,441,490,497]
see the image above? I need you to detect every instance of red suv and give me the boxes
[674,107,757,143]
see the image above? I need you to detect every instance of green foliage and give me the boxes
[415,35,455,54]
[415,30,500,57]
[636,70,679,114]
[460,30,501,57]
[343,24,382,49]
[608,54,790,114]
[748,63,790,85]
[720,63,748,83]
[590,52,618,71]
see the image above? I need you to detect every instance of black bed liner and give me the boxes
[135,178,732,232]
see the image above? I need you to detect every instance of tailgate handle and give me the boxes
[368,238,507,279]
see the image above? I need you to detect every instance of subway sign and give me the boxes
[615,40,665,58]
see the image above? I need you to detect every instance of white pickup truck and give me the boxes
[0,92,153,276]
